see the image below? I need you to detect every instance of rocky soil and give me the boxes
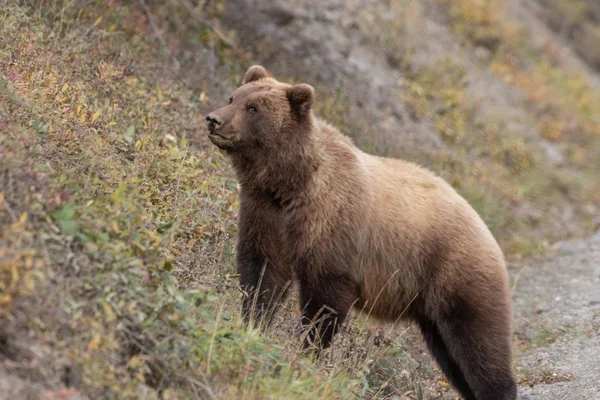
[514,232,600,399]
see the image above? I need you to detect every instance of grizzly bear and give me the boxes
[205,65,517,400]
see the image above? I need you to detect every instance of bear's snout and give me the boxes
[205,113,223,129]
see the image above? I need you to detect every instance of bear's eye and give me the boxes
[247,106,257,114]
[228,97,233,105]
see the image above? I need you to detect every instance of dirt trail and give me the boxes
[513,231,600,399]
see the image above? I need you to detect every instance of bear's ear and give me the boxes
[286,83,315,118]
[243,65,270,84]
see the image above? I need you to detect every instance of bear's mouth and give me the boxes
[208,131,226,139]
[208,131,231,141]
[207,131,234,149]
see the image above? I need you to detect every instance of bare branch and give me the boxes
[139,0,167,47]
[177,0,237,48]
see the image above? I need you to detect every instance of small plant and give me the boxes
[533,323,571,347]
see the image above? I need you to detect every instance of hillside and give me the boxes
[1,0,599,399]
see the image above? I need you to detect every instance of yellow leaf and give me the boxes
[91,110,101,122]
[9,265,18,289]
[161,100,171,106]
[22,273,35,294]
[199,92,208,104]
[88,334,101,350]
[92,16,102,28]
[128,355,143,368]
[0,295,12,307]
[77,105,82,114]
[80,113,86,123]
[11,212,27,229]
[103,303,115,322]
[61,83,69,92]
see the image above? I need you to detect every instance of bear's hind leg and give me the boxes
[418,317,477,400]
[436,300,517,400]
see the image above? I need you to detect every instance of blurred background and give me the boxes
[1,0,599,399]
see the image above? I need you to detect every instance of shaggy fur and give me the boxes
[205,65,517,400]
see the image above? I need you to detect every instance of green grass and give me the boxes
[532,322,574,348]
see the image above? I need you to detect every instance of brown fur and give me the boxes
[206,66,517,400]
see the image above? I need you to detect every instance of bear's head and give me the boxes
[205,65,315,154]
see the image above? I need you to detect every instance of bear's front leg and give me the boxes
[298,270,359,350]
[237,234,291,329]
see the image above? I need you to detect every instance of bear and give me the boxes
[205,65,517,400]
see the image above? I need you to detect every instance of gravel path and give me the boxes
[513,231,600,399]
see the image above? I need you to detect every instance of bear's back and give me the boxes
[313,128,506,318]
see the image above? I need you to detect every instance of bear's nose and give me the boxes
[205,113,223,126]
